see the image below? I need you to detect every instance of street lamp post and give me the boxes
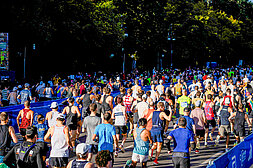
[168,24,175,68]
[122,33,128,74]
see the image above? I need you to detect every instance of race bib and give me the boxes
[181,101,188,108]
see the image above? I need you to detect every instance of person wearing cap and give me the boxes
[46,102,60,128]
[114,77,121,91]
[4,126,44,168]
[8,86,18,106]
[190,100,206,151]
[17,83,32,104]
[44,113,72,168]
[215,97,233,152]
[34,114,49,161]
[66,143,94,168]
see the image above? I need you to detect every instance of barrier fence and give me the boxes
[207,133,253,168]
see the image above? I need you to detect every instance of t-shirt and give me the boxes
[176,116,194,133]
[83,116,102,145]
[169,128,194,155]
[136,102,149,119]
[19,89,32,104]
[34,123,48,142]
[190,108,205,130]
[94,123,116,152]
[177,96,191,115]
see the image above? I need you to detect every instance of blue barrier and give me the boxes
[207,133,253,168]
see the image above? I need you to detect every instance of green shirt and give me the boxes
[177,95,191,115]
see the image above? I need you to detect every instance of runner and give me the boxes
[82,103,102,161]
[66,143,95,168]
[192,91,204,109]
[190,100,206,152]
[4,126,43,168]
[80,88,94,120]
[148,102,172,165]
[150,84,158,103]
[167,117,195,168]
[94,94,105,118]
[92,113,119,167]
[17,83,32,104]
[7,87,18,106]
[0,112,18,164]
[215,97,233,152]
[174,79,183,99]
[43,83,54,101]
[177,90,191,117]
[44,113,72,168]
[143,102,155,131]
[131,90,144,129]
[46,102,60,128]
[112,97,128,155]
[101,87,113,113]
[123,89,134,136]
[156,80,165,96]
[95,150,113,168]
[62,97,81,151]
[16,100,34,138]
[131,80,141,99]
[125,118,152,168]
[203,94,216,146]
[228,103,252,145]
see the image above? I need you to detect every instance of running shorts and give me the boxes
[88,144,98,154]
[127,112,133,118]
[150,129,163,143]
[219,125,230,137]
[50,157,68,167]
[115,125,127,135]
[205,119,216,129]
[234,129,245,137]
[196,129,205,138]
[132,153,148,163]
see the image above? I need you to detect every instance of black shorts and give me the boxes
[36,141,49,156]
[68,124,77,130]
[50,157,68,167]
[115,125,127,135]
[20,128,26,136]
[196,129,205,137]
[205,119,216,129]
[172,157,190,168]
[133,112,139,124]
[234,129,245,137]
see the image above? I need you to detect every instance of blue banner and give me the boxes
[208,133,253,168]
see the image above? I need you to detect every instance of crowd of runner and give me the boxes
[0,65,253,168]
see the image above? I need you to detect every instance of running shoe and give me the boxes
[115,151,118,157]
[153,160,159,165]
[168,150,173,155]
[120,145,125,153]
[209,133,213,141]
[196,140,200,149]
[195,149,200,154]
[225,148,229,153]
[204,141,208,147]
[124,160,132,168]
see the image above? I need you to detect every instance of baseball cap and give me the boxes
[116,77,120,80]
[195,100,201,107]
[24,83,30,88]
[50,102,59,109]
[184,107,190,112]
[56,113,65,120]
[26,126,37,136]
[142,94,147,100]
[76,143,90,155]
[13,87,18,92]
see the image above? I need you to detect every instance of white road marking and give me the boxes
[199,150,224,166]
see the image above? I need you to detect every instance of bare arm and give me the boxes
[44,127,52,142]
[64,126,72,147]
[62,107,67,114]
[16,111,22,129]
[30,111,34,126]
[160,112,171,122]
[245,114,252,127]
[9,126,18,143]
[75,106,81,118]
[113,134,119,149]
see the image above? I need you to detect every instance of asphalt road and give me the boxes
[74,121,247,168]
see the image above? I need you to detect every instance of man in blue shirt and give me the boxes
[18,83,32,104]
[174,108,196,134]
[168,117,195,168]
[92,112,119,167]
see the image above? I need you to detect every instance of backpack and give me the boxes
[16,143,36,166]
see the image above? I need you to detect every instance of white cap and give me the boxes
[142,94,147,100]
[76,143,90,154]
[195,100,201,107]
[13,87,18,92]
[50,102,59,109]
[116,77,120,81]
